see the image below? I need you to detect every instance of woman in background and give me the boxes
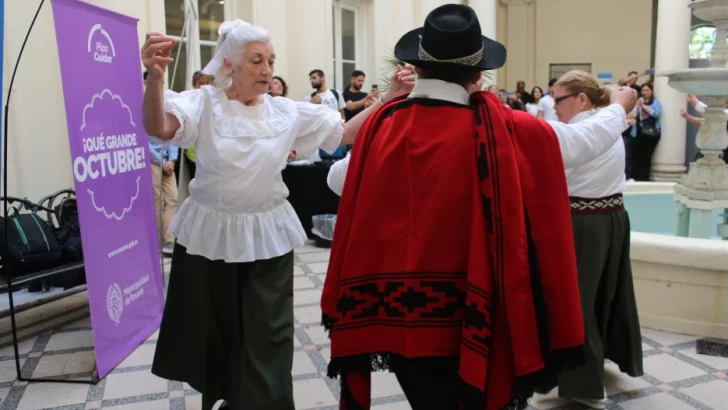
[526,86,544,116]
[269,75,288,98]
[631,83,661,181]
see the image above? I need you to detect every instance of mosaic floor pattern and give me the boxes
[0,242,726,409]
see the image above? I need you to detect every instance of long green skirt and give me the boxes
[152,243,295,410]
[558,208,643,400]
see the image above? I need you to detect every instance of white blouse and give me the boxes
[162,85,343,263]
[327,80,628,196]
[564,110,626,198]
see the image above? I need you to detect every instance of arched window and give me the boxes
[690,25,724,60]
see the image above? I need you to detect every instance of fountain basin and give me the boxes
[660,68,728,95]
[625,182,728,338]
[690,0,728,24]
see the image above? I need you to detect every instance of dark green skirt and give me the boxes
[558,208,644,400]
[152,243,295,410]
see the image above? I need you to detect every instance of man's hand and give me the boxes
[610,86,638,113]
[163,161,175,176]
[466,73,485,95]
[310,95,322,104]
[364,95,376,108]
[384,64,416,101]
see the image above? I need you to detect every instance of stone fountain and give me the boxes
[661,0,728,357]
[663,0,728,240]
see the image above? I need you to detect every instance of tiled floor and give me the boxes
[0,242,726,409]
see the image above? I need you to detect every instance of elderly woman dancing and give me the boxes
[141,19,414,410]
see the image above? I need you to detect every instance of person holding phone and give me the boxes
[343,70,370,122]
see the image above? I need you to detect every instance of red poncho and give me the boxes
[321,92,585,410]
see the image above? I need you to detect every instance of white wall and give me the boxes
[3,0,162,202]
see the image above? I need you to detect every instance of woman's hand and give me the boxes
[141,33,175,79]
[384,64,416,102]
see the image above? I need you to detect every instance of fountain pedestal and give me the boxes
[667,73,728,238]
[662,0,728,357]
[662,0,728,239]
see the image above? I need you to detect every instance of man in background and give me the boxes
[515,80,534,104]
[181,71,212,181]
[143,71,179,253]
[306,69,345,117]
[343,70,375,122]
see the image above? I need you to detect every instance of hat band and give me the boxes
[418,41,483,66]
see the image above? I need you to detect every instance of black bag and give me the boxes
[639,115,661,139]
[54,198,83,263]
[51,197,86,289]
[0,210,64,278]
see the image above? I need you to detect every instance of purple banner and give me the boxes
[51,0,164,379]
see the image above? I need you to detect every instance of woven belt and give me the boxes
[569,194,624,215]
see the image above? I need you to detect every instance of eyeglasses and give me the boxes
[553,93,579,105]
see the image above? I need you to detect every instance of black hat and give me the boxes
[394,4,506,72]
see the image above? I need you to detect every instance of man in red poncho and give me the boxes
[321,4,638,410]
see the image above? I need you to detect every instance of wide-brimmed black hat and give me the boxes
[394,4,506,72]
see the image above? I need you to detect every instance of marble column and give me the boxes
[651,0,691,181]
[468,0,499,86]
[498,0,536,90]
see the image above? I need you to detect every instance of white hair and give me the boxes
[202,20,270,88]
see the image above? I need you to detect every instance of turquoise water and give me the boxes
[624,194,724,236]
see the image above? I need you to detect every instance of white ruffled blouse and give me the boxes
[162,85,343,263]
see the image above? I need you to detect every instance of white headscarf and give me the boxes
[201,19,252,75]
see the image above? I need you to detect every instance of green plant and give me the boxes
[379,53,407,90]
[379,51,494,91]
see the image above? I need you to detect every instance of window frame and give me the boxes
[332,0,364,92]
[165,0,232,91]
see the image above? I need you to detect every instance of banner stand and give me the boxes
[1,0,97,386]
[2,0,166,385]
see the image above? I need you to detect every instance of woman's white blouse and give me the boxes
[564,109,626,198]
[162,85,343,263]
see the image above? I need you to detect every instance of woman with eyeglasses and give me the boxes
[550,70,643,409]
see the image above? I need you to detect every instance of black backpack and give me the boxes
[0,206,64,278]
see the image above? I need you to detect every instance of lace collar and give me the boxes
[209,89,297,139]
